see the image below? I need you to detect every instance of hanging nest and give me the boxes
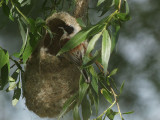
[23,12,81,118]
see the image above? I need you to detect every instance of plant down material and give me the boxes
[24,12,81,117]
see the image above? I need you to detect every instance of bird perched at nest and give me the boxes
[59,23,90,83]
[44,12,90,83]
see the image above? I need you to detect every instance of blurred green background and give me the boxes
[0,0,160,120]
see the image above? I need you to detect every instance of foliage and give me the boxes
[0,0,131,120]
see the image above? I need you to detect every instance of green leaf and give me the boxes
[0,49,9,69]
[101,29,111,75]
[0,0,4,7]
[0,49,9,90]
[18,19,26,44]
[111,24,120,52]
[73,104,81,120]
[5,0,9,5]
[121,0,129,14]
[12,85,21,106]
[44,25,54,39]
[97,0,113,16]
[21,0,31,6]
[17,19,28,57]
[96,117,102,120]
[90,67,98,94]
[101,88,112,104]
[22,37,32,63]
[92,89,99,115]
[114,0,119,9]
[8,69,19,91]
[97,0,105,6]
[83,50,101,67]
[0,64,9,89]
[123,111,134,114]
[120,81,125,94]
[81,95,91,120]
[8,76,17,91]
[77,18,86,28]
[109,68,118,76]
[89,90,94,105]
[125,0,129,14]
[116,13,130,21]
[105,109,118,120]
[79,75,89,104]
[110,77,118,90]
[57,24,104,55]
[58,93,78,120]
[86,32,102,55]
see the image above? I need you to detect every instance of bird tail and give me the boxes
[80,69,90,83]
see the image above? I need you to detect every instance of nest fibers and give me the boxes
[24,12,81,118]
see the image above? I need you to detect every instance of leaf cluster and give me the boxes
[0,0,132,120]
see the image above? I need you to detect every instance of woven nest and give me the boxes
[23,12,81,118]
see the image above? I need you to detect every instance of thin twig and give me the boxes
[111,88,123,119]
[10,64,16,69]
[96,100,116,119]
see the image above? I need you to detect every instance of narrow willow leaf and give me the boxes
[117,13,130,21]
[1,64,9,89]
[17,19,29,57]
[111,24,120,52]
[18,19,26,43]
[77,18,86,28]
[120,81,125,94]
[8,69,19,91]
[58,93,78,120]
[8,77,17,91]
[83,50,101,67]
[110,68,118,76]
[0,49,9,89]
[90,67,98,94]
[86,32,101,55]
[0,0,4,7]
[0,49,9,69]
[12,87,21,106]
[110,77,118,90]
[6,0,9,5]
[81,95,92,120]
[102,29,111,75]
[105,109,118,120]
[114,0,119,9]
[99,0,113,16]
[73,104,81,120]
[96,116,102,120]
[89,90,94,105]
[92,89,99,115]
[97,0,105,6]
[21,0,31,6]
[123,111,134,114]
[125,0,129,14]
[57,24,104,55]
[121,0,129,14]
[22,38,32,63]
[101,88,112,104]
[79,76,89,104]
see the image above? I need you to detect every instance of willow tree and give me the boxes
[0,0,131,120]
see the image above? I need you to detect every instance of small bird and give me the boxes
[59,25,90,83]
